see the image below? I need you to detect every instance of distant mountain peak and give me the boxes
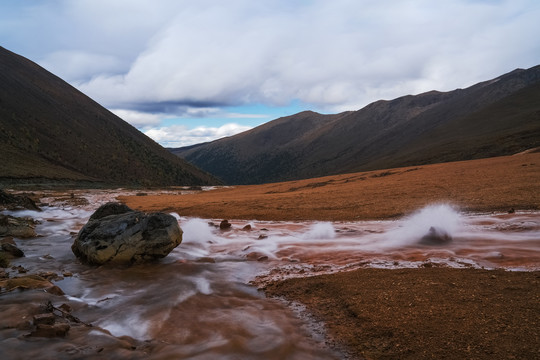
[171,65,540,185]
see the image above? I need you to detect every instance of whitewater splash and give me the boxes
[380,203,462,248]
[169,202,539,273]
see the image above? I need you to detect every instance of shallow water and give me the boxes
[1,191,539,359]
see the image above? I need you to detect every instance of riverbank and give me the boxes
[264,268,540,360]
[119,152,540,221]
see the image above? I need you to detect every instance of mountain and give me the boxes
[0,46,218,187]
[173,66,540,184]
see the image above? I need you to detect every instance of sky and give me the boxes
[1,0,539,147]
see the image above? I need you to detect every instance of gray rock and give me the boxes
[0,189,41,211]
[88,202,133,221]
[72,202,182,265]
[33,313,56,326]
[419,226,452,245]
[1,242,24,257]
[30,323,70,338]
[0,214,37,238]
[219,219,231,230]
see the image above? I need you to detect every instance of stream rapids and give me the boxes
[1,189,539,359]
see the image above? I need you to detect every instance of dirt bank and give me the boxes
[120,153,540,221]
[264,268,540,360]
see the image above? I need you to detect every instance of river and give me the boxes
[1,189,539,359]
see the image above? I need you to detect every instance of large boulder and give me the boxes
[71,202,182,265]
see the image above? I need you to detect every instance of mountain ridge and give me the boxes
[173,65,540,184]
[0,46,219,187]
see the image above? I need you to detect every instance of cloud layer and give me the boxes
[145,123,253,148]
[74,0,540,112]
[2,0,539,146]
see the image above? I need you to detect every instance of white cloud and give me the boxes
[2,0,539,115]
[40,51,126,83]
[225,113,270,119]
[72,0,540,113]
[110,109,163,128]
[145,123,253,148]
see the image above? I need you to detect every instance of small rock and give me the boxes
[0,274,61,293]
[0,189,41,211]
[419,226,452,245]
[1,243,24,257]
[33,313,56,326]
[246,252,269,262]
[258,234,268,240]
[242,224,252,231]
[45,285,65,296]
[38,271,61,281]
[62,271,73,277]
[219,220,232,230]
[16,320,33,331]
[30,323,70,338]
[59,303,72,313]
[508,208,515,214]
[0,214,37,238]
[0,237,15,245]
[196,257,216,263]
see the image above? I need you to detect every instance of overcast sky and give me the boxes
[1,0,539,147]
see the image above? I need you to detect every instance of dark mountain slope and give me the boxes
[361,80,540,170]
[174,65,540,184]
[0,46,218,187]
[172,111,350,184]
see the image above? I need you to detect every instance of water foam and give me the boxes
[181,218,216,244]
[302,222,336,240]
[378,203,462,249]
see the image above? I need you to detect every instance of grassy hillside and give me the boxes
[0,46,218,187]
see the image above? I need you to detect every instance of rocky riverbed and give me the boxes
[1,189,539,359]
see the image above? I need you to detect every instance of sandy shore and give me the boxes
[119,153,540,359]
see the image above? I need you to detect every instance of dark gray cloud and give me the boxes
[123,101,232,115]
[69,0,540,113]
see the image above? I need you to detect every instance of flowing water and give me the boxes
[1,190,539,359]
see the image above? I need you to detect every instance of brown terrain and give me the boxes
[121,151,540,360]
[120,151,540,221]
[264,268,540,360]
